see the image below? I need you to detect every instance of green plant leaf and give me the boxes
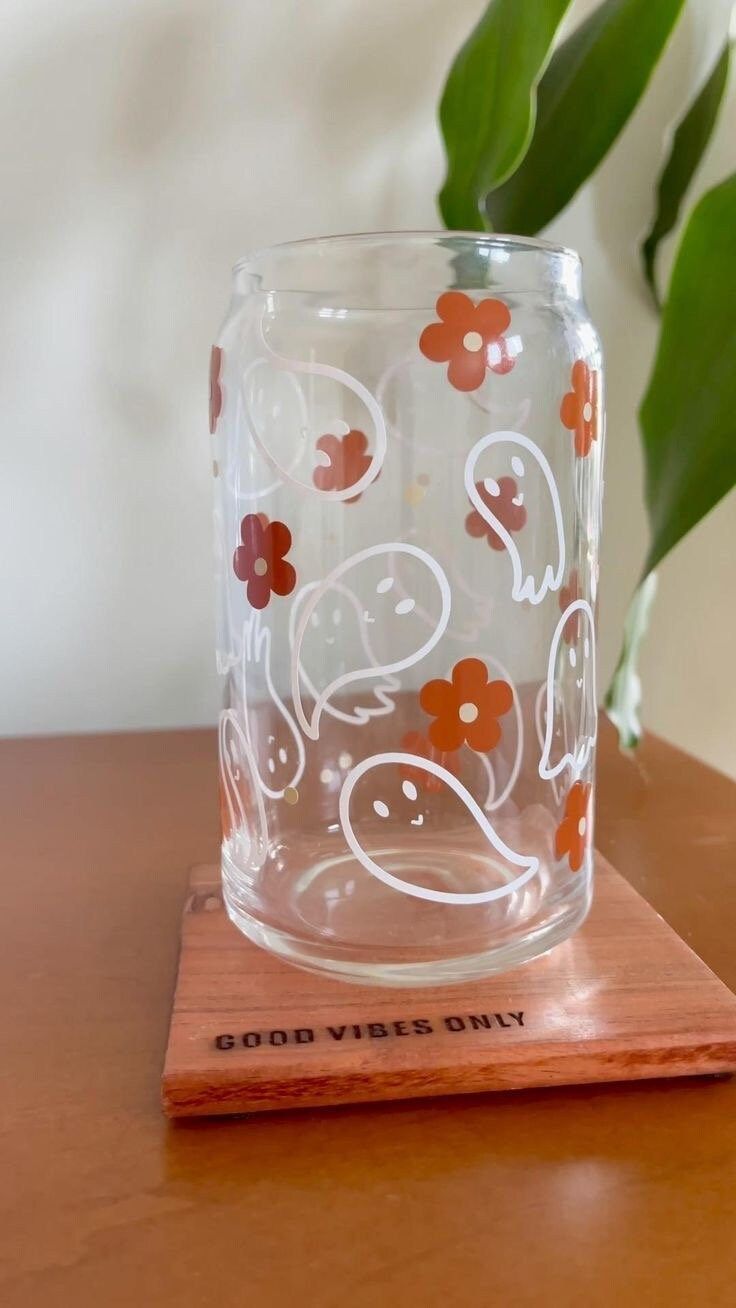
[640,171,736,575]
[485,0,686,235]
[605,574,658,749]
[642,36,731,305]
[438,0,573,232]
[608,173,736,744]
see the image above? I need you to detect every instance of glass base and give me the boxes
[221,838,592,987]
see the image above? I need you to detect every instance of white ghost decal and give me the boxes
[464,430,565,605]
[234,365,309,504]
[218,710,268,868]
[239,614,306,800]
[533,681,564,806]
[240,334,386,500]
[539,599,597,781]
[339,753,539,905]
[289,581,398,729]
[388,528,492,647]
[290,543,451,740]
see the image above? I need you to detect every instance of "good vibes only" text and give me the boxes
[214,1011,525,1050]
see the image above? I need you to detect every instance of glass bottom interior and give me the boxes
[222,823,592,986]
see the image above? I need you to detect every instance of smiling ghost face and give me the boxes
[338,752,539,904]
[539,599,597,781]
[289,543,451,739]
[464,431,565,605]
[562,604,597,750]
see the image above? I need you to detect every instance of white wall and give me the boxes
[2,0,734,775]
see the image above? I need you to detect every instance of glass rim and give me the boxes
[233,229,581,280]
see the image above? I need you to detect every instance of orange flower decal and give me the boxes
[555,781,591,872]
[420,658,513,753]
[209,346,223,435]
[233,513,296,610]
[313,429,373,501]
[399,730,459,793]
[559,570,582,644]
[560,360,599,457]
[419,292,515,391]
[465,475,527,551]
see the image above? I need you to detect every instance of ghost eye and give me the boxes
[402,780,418,801]
[584,637,590,658]
[483,477,501,497]
[394,597,415,616]
[569,648,577,668]
[310,612,320,629]
[278,747,288,764]
[376,577,394,594]
[332,607,342,626]
[373,800,390,818]
[511,456,525,478]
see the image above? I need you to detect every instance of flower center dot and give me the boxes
[578,817,587,838]
[463,331,484,352]
[583,402,593,423]
[253,557,268,576]
[459,701,479,724]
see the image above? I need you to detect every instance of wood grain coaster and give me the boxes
[162,854,736,1117]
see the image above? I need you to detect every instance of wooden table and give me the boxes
[1,721,735,1306]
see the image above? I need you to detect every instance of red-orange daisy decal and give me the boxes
[420,658,513,753]
[559,570,582,644]
[555,781,592,872]
[399,730,460,793]
[560,360,600,457]
[313,429,373,501]
[419,291,515,391]
[209,346,223,435]
[233,513,296,610]
[465,475,527,551]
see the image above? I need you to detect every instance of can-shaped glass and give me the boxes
[211,232,604,986]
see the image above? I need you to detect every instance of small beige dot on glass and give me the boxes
[253,557,268,576]
[463,330,483,352]
[404,483,425,507]
[417,473,430,487]
[338,751,353,769]
[583,401,593,423]
[320,767,335,785]
[459,702,479,724]
[212,460,219,478]
[284,786,299,805]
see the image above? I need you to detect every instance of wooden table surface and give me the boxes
[1,720,735,1307]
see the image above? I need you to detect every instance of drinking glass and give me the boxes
[210,232,604,985]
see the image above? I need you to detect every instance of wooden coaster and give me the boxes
[162,855,736,1117]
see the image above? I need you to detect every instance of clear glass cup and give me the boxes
[211,231,604,986]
